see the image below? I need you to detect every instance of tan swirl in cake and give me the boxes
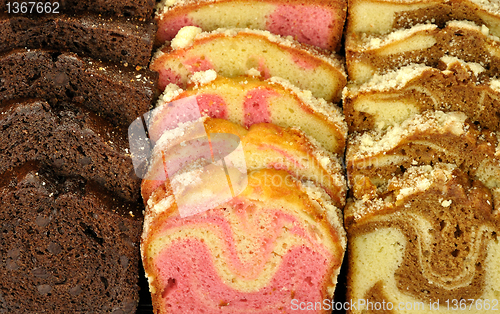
[347,0,500,37]
[345,163,500,313]
[346,111,498,200]
[346,20,500,83]
[343,56,500,132]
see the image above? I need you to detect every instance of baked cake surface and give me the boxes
[142,168,346,314]
[142,117,347,208]
[150,27,346,102]
[153,73,347,154]
[347,0,500,37]
[0,162,143,312]
[0,98,141,202]
[344,57,500,132]
[155,0,347,50]
[0,48,158,126]
[0,13,156,66]
[345,163,500,313]
[346,21,500,83]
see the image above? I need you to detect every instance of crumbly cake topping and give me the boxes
[171,26,203,50]
[188,70,218,86]
[180,27,346,76]
[491,79,500,92]
[360,24,436,49]
[355,63,429,93]
[468,0,500,14]
[388,164,456,201]
[351,55,488,94]
[267,76,348,135]
[349,164,456,220]
[351,111,468,157]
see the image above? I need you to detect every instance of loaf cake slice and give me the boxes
[346,110,497,197]
[142,168,346,314]
[344,57,500,132]
[0,98,141,202]
[346,21,500,83]
[152,73,347,154]
[150,27,346,102]
[345,163,500,313]
[155,0,347,50]
[0,13,156,66]
[0,49,158,126]
[347,0,500,37]
[142,117,346,208]
[0,0,155,18]
[0,162,143,312]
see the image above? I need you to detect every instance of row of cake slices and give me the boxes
[343,0,500,312]
[139,3,350,311]
[0,3,159,312]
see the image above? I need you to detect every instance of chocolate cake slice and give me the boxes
[0,98,141,202]
[0,13,156,66]
[0,0,155,18]
[0,49,158,126]
[0,162,143,312]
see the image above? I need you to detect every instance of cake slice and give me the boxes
[0,13,156,66]
[155,0,347,50]
[151,73,347,154]
[0,162,143,312]
[0,49,158,126]
[346,111,497,199]
[345,163,500,313]
[343,57,500,132]
[346,21,500,83]
[142,168,346,314]
[347,0,500,37]
[0,98,141,202]
[0,0,155,18]
[150,27,346,102]
[142,117,347,208]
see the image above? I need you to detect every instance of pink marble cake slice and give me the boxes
[150,27,347,102]
[141,117,347,209]
[155,0,347,51]
[141,168,346,314]
[151,73,347,154]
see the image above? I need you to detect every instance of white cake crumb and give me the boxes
[441,200,452,207]
[171,26,202,50]
[189,70,217,85]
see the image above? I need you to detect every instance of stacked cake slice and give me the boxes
[0,2,158,312]
[142,7,348,312]
[344,0,500,312]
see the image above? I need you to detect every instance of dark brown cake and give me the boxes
[0,0,155,18]
[0,162,143,313]
[0,48,158,126]
[0,13,156,66]
[0,98,142,202]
